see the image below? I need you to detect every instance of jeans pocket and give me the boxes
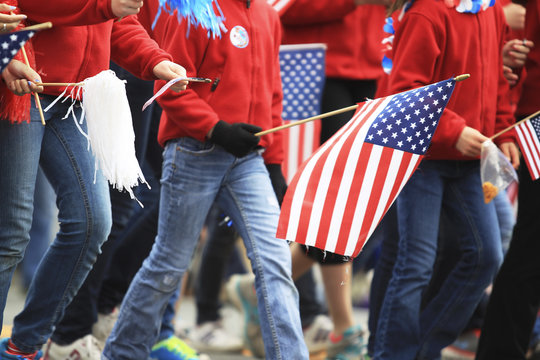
[175,137,215,156]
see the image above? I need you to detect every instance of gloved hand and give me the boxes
[266,164,288,206]
[210,120,262,158]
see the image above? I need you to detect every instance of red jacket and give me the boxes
[154,0,284,164]
[18,0,172,96]
[380,0,515,160]
[516,0,540,117]
[279,0,386,81]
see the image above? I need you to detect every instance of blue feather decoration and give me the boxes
[153,0,227,38]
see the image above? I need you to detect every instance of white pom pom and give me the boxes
[81,70,148,205]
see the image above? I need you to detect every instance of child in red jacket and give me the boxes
[102,1,308,359]
[367,0,520,359]
[0,1,188,359]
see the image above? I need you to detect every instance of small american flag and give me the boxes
[277,78,456,257]
[515,112,540,180]
[0,29,36,73]
[279,43,326,183]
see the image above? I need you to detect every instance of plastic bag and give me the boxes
[480,140,518,203]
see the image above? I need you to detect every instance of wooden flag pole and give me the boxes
[19,22,53,32]
[15,21,54,125]
[35,77,212,88]
[255,74,471,137]
[490,109,540,141]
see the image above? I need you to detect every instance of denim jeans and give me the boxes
[0,95,111,352]
[372,160,502,360]
[103,138,308,360]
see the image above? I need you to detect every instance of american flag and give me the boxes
[515,112,540,180]
[0,29,36,73]
[279,43,326,183]
[277,78,456,257]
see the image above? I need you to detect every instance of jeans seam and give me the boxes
[224,181,283,359]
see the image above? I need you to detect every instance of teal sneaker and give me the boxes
[149,336,206,360]
[0,338,42,360]
[326,325,366,360]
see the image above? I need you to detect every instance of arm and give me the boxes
[280,0,357,25]
[19,0,143,26]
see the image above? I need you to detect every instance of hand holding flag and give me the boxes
[276,77,460,257]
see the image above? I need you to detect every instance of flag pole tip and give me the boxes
[454,74,470,82]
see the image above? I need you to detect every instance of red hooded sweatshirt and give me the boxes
[154,0,284,164]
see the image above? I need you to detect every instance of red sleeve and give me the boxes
[387,12,466,150]
[156,21,219,141]
[19,0,115,26]
[110,15,172,80]
[263,20,285,165]
[280,0,356,25]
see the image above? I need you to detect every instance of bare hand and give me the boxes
[1,59,43,95]
[456,126,488,157]
[503,65,519,86]
[503,3,526,31]
[499,141,520,169]
[152,60,189,92]
[503,39,534,68]
[0,4,27,32]
[111,0,144,18]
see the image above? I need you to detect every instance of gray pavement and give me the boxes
[3,269,369,360]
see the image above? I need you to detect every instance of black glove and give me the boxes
[210,120,262,158]
[266,164,288,206]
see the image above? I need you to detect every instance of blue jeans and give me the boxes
[0,95,112,352]
[373,160,502,360]
[103,138,308,360]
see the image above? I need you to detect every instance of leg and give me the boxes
[103,138,222,360]
[418,162,502,359]
[476,160,540,360]
[10,96,112,352]
[217,153,308,360]
[0,118,44,329]
[373,161,444,360]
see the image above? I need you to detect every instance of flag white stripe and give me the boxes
[287,103,374,243]
[517,122,540,179]
[303,121,315,163]
[344,145,384,256]
[287,124,300,181]
[365,152,419,240]
[324,99,392,252]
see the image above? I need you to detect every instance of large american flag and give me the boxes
[279,43,326,183]
[277,78,456,257]
[0,29,36,72]
[515,112,540,180]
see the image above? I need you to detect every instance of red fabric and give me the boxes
[280,0,386,81]
[0,0,33,123]
[154,0,284,164]
[17,0,171,97]
[516,0,540,117]
[378,0,515,160]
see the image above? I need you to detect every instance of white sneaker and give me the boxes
[92,308,119,344]
[43,334,103,360]
[303,314,333,354]
[188,321,243,353]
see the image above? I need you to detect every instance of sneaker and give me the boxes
[225,273,264,358]
[42,334,102,360]
[303,314,333,354]
[326,325,366,360]
[150,336,209,360]
[0,338,42,360]
[188,321,243,353]
[92,308,119,344]
[441,329,480,360]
